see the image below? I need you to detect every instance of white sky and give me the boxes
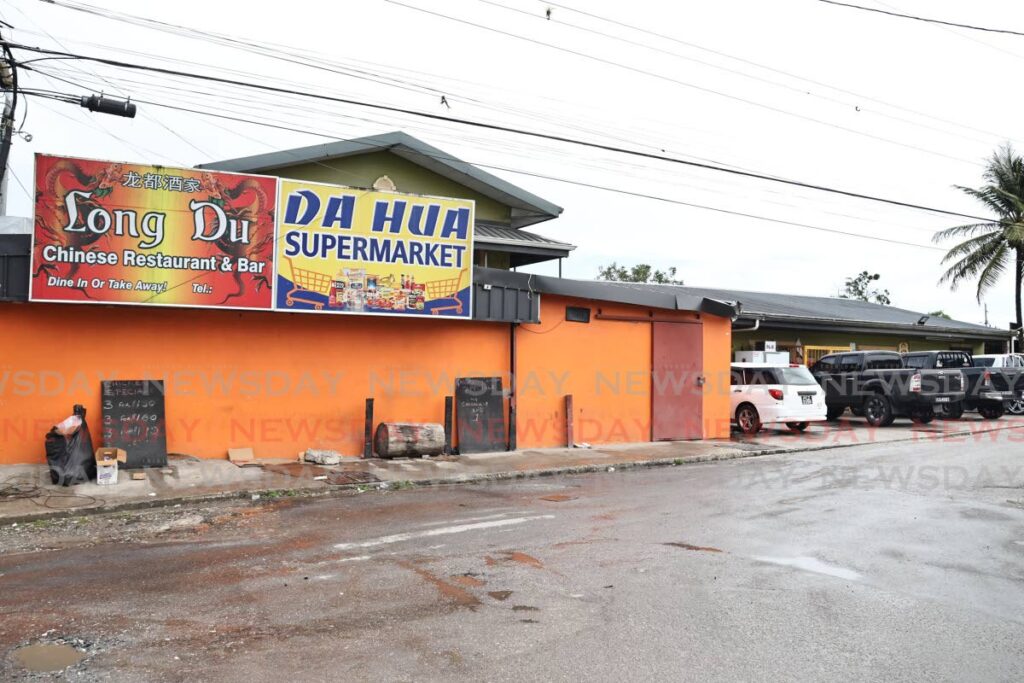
[5,0,1023,327]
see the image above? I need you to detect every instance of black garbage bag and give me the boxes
[44,404,96,486]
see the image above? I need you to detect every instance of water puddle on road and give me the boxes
[540,493,578,503]
[13,643,84,672]
[754,555,861,581]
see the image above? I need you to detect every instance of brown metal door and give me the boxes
[652,322,704,440]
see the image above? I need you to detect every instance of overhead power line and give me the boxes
[6,42,991,223]
[542,0,1021,143]
[385,0,981,166]
[16,83,947,252]
[817,0,1024,38]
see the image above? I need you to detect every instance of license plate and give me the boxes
[935,397,951,403]
[801,395,812,405]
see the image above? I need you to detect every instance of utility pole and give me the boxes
[0,28,17,216]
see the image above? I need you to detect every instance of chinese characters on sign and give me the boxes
[31,154,278,310]
[29,154,476,318]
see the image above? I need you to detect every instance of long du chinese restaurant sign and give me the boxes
[29,153,475,319]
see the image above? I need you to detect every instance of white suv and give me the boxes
[730,363,828,434]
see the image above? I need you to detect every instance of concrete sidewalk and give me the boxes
[1,414,1021,523]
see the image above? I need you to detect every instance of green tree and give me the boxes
[840,271,891,305]
[927,310,952,320]
[934,145,1024,332]
[597,262,684,284]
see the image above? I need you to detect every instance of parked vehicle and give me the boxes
[904,351,1015,419]
[971,354,1024,368]
[902,351,1019,420]
[730,363,827,435]
[809,351,965,427]
[972,354,1024,415]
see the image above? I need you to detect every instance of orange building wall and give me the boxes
[0,303,509,464]
[0,296,733,465]
[702,313,733,439]
[516,297,655,447]
[515,296,733,446]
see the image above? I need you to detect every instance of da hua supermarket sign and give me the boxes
[275,179,474,319]
[29,154,475,319]
[30,154,277,310]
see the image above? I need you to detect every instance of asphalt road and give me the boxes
[3,435,1024,682]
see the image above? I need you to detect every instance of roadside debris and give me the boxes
[94,447,127,486]
[44,405,96,486]
[228,447,262,468]
[304,449,342,466]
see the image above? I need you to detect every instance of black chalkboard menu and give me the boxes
[101,380,168,469]
[455,377,506,454]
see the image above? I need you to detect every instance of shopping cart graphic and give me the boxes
[283,257,332,310]
[424,268,468,316]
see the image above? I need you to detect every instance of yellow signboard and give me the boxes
[274,179,474,318]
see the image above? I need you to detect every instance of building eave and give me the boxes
[197,131,563,227]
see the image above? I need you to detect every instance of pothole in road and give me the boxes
[12,643,84,672]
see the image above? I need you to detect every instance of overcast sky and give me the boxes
[6,0,1024,327]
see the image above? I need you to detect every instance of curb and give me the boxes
[1,421,1018,525]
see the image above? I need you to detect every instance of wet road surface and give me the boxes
[2,435,1024,681]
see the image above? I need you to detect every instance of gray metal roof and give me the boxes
[475,224,576,252]
[473,268,738,318]
[659,285,1010,339]
[197,131,563,228]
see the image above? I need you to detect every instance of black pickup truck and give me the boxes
[809,351,965,426]
[902,350,1018,419]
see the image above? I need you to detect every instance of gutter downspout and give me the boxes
[508,322,517,451]
[733,318,761,332]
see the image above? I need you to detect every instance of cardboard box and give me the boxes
[228,447,262,467]
[95,448,127,486]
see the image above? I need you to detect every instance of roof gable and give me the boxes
[198,131,563,228]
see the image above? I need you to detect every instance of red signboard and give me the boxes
[30,154,277,310]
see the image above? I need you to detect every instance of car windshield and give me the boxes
[973,357,996,367]
[776,367,817,385]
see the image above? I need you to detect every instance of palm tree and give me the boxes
[934,145,1024,332]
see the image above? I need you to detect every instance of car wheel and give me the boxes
[786,422,809,432]
[735,404,761,435]
[938,402,964,420]
[825,406,845,421]
[911,408,935,425]
[862,394,893,427]
[1006,399,1024,415]
[979,404,1005,420]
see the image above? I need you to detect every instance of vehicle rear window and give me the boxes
[973,357,995,367]
[814,356,836,372]
[936,353,971,368]
[866,355,902,369]
[748,369,777,384]
[839,355,862,372]
[775,367,817,385]
[904,355,927,369]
